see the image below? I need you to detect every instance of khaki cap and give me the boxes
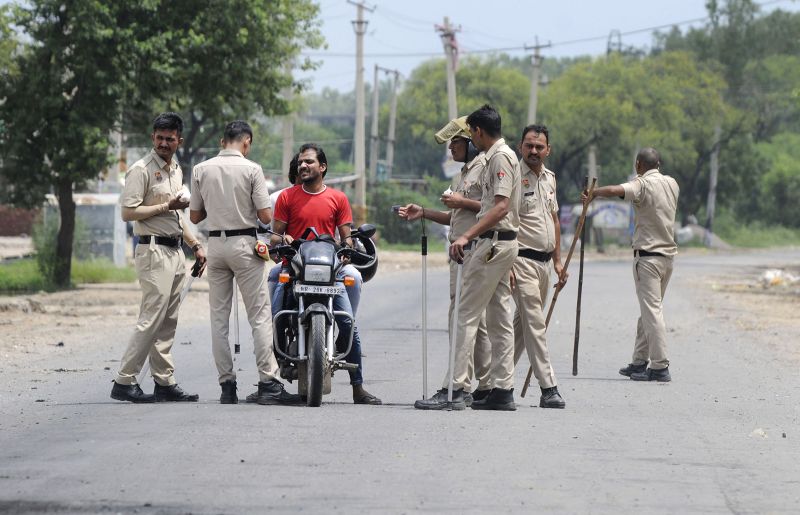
[434,116,471,144]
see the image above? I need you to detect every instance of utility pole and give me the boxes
[348,0,374,224]
[587,144,598,182]
[280,63,295,184]
[705,124,722,239]
[525,38,551,125]
[385,70,400,178]
[369,64,380,181]
[436,17,460,120]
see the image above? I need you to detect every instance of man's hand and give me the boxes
[397,204,423,221]
[440,192,465,209]
[553,261,568,289]
[168,197,190,210]
[580,189,594,206]
[449,235,468,263]
[193,247,207,278]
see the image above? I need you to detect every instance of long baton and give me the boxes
[446,262,463,403]
[136,260,200,386]
[232,279,240,359]
[573,184,588,376]
[521,177,596,397]
[421,218,429,399]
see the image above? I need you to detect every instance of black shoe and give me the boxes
[471,388,516,411]
[154,383,199,402]
[256,380,302,405]
[619,362,647,377]
[539,386,566,409]
[472,389,491,402]
[110,381,155,403]
[353,386,382,405]
[413,388,466,410]
[220,380,238,404]
[463,392,473,408]
[631,367,671,382]
[245,387,259,403]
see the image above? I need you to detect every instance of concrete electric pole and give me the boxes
[385,70,400,178]
[436,17,460,120]
[349,0,374,224]
[525,38,551,125]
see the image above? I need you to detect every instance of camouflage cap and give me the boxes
[434,116,471,144]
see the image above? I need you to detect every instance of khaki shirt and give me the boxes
[449,154,485,242]
[477,138,520,232]
[622,169,679,256]
[190,149,271,231]
[518,162,558,253]
[121,149,183,237]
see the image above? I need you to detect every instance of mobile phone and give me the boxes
[391,205,402,212]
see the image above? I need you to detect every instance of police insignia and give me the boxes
[522,178,530,188]
[497,171,506,179]
[154,171,163,182]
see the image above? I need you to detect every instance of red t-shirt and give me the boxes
[273,185,353,240]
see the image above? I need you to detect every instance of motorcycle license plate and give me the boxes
[294,284,345,295]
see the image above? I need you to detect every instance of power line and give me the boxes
[302,0,798,59]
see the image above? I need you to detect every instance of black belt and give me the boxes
[209,228,257,238]
[462,240,477,251]
[138,235,181,248]
[256,226,269,234]
[634,249,666,258]
[518,248,552,262]
[479,230,517,241]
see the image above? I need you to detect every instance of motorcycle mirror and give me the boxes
[355,223,376,239]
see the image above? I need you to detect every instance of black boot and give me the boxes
[110,381,155,403]
[154,383,199,402]
[619,362,647,377]
[219,380,238,404]
[414,388,466,410]
[630,367,671,382]
[539,386,566,409]
[471,388,516,411]
[257,379,302,405]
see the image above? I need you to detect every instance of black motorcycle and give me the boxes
[257,224,377,407]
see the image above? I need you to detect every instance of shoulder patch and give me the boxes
[497,171,506,179]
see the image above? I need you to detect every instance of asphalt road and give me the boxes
[1,249,799,514]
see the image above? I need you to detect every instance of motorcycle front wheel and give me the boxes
[306,312,326,407]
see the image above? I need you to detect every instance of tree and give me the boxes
[393,56,529,177]
[538,52,738,221]
[0,1,323,288]
[0,1,164,287]
[123,0,324,176]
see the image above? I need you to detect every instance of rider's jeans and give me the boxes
[269,264,364,385]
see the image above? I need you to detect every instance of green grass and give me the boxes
[378,241,424,252]
[0,258,136,293]
[717,223,800,248]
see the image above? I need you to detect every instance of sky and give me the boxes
[296,0,800,92]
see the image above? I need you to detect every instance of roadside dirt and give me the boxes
[2,249,798,369]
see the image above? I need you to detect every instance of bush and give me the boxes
[714,209,800,247]
[367,177,453,244]
[30,212,89,288]
[0,257,136,293]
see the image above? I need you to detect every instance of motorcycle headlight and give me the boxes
[304,264,332,283]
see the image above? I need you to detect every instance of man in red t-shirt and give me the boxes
[270,143,382,405]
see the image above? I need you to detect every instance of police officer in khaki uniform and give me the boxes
[584,147,679,382]
[511,124,567,409]
[112,112,205,403]
[398,116,492,408]
[417,104,521,411]
[190,120,300,404]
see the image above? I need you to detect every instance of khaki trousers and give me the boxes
[512,256,557,388]
[207,234,279,383]
[117,240,185,386]
[446,238,518,391]
[444,253,491,392]
[632,255,673,370]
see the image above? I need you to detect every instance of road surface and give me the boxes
[1,249,798,514]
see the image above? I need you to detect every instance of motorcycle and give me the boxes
[256,224,377,407]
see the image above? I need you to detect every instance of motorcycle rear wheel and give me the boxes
[306,313,326,407]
